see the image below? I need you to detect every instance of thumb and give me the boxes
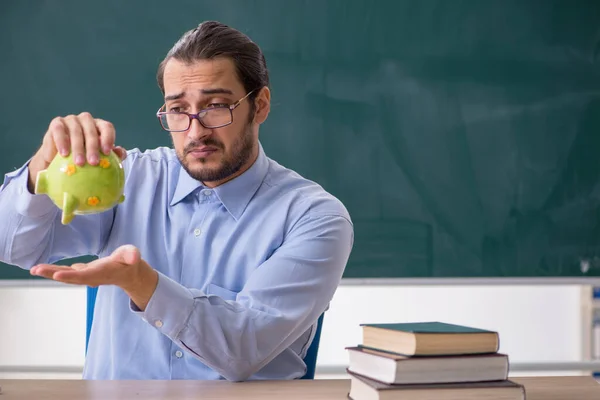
[111,245,141,265]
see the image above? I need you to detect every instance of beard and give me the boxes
[176,122,255,183]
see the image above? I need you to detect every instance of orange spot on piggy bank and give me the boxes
[62,164,77,176]
[87,196,100,206]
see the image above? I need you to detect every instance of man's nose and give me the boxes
[186,117,210,140]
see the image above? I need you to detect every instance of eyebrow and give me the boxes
[164,92,184,101]
[201,88,234,95]
[164,88,234,101]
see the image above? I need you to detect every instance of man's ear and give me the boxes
[253,86,271,125]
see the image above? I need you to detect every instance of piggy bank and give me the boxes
[35,151,126,224]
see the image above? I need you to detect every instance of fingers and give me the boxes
[51,269,100,286]
[63,115,86,166]
[95,118,116,156]
[30,252,132,284]
[31,261,107,286]
[30,265,72,280]
[42,113,121,168]
[79,112,100,165]
[112,146,127,160]
[30,246,144,288]
[70,262,88,271]
[44,118,67,161]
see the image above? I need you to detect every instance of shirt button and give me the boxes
[154,320,163,328]
[175,350,183,358]
[194,228,201,237]
[201,189,212,196]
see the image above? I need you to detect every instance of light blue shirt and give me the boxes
[0,144,353,381]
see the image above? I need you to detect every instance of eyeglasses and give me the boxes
[156,90,255,132]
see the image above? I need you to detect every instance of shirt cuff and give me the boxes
[129,271,196,339]
[2,161,57,218]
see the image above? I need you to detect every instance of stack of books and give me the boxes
[346,321,526,400]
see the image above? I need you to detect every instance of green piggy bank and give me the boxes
[35,151,126,224]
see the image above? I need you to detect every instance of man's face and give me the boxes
[162,57,262,187]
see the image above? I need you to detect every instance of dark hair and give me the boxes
[156,21,269,106]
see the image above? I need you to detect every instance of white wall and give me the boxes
[0,282,590,379]
[319,284,586,377]
[0,284,86,379]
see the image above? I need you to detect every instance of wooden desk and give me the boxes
[0,376,598,399]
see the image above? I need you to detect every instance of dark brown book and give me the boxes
[347,346,509,384]
[361,321,499,356]
[347,370,525,400]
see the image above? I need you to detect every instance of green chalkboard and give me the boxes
[2,0,600,279]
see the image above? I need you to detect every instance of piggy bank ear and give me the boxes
[35,170,48,195]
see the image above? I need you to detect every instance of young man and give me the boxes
[0,21,353,381]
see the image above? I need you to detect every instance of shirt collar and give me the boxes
[170,143,269,220]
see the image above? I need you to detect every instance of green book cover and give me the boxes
[360,321,495,334]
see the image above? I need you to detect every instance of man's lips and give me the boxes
[187,146,219,157]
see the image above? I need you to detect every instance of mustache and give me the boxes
[184,139,223,155]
